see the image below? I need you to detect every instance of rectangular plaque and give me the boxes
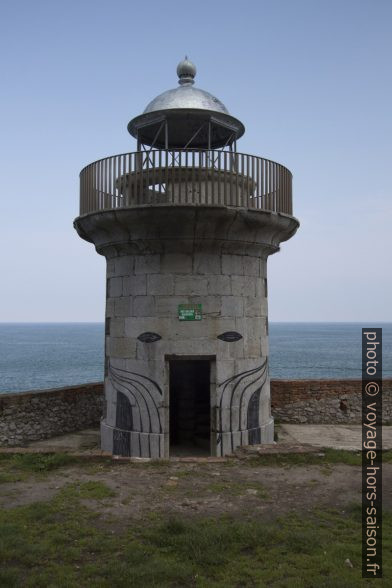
[178,304,202,321]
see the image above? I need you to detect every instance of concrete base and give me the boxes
[219,418,274,455]
[14,424,392,454]
[101,420,165,458]
[278,424,386,451]
[26,429,100,451]
[102,416,274,458]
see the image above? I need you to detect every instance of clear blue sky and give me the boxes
[0,0,390,322]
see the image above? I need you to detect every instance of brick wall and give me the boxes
[271,379,392,424]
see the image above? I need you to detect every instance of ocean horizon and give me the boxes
[0,322,391,394]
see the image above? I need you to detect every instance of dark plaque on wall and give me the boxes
[137,332,162,343]
[217,331,243,342]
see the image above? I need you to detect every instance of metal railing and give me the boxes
[79,150,293,216]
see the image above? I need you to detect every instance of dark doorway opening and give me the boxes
[169,360,210,457]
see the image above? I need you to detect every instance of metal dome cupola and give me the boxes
[127,57,245,150]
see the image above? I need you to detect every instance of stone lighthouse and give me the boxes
[74,58,299,458]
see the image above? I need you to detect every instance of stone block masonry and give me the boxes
[1,379,390,448]
[271,379,392,424]
[83,206,284,458]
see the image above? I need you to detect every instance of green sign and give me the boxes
[178,304,202,321]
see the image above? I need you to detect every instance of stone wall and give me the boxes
[1,379,391,448]
[270,379,392,424]
[0,383,104,447]
[103,241,272,458]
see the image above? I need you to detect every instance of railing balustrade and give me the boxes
[79,150,293,216]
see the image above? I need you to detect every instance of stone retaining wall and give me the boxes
[0,384,104,447]
[271,379,392,424]
[0,379,390,447]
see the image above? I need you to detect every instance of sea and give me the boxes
[0,322,390,394]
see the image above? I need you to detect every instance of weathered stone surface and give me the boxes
[106,259,116,277]
[174,276,208,296]
[75,207,299,258]
[105,298,115,317]
[110,318,125,337]
[231,275,257,297]
[242,256,260,276]
[222,254,243,275]
[243,336,261,358]
[125,317,166,338]
[0,384,103,447]
[108,277,123,297]
[155,296,186,316]
[271,379,392,424]
[193,253,221,275]
[207,275,231,295]
[132,296,155,316]
[161,253,193,274]
[134,255,160,274]
[123,275,147,296]
[221,296,244,317]
[188,295,221,315]
[147,274,174,295]
[115,255,135,276]
[114,297,132,317]
[72,206,301,458]
[243,296,259,317]
[107,337,137,359]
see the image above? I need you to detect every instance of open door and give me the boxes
[169,359,210,457]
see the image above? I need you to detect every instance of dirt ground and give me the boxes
[2,459,391,525]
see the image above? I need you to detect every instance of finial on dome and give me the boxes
[177,56,196,85]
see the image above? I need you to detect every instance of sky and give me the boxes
[0,0,391,322]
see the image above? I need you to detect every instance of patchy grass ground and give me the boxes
[0,451,391,587]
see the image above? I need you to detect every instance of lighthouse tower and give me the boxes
[74,58,299,458]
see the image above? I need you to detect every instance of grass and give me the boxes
[0,485,391,587]
[1,450,392,586]
[147,459,171,467]
[0,453,83,483]
[61,480,115,500]
[2,447,390,479]
[206,480,270,499]
[172,469,195,478]
[0,447,389,487]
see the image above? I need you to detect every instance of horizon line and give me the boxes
[0,321,391,325]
